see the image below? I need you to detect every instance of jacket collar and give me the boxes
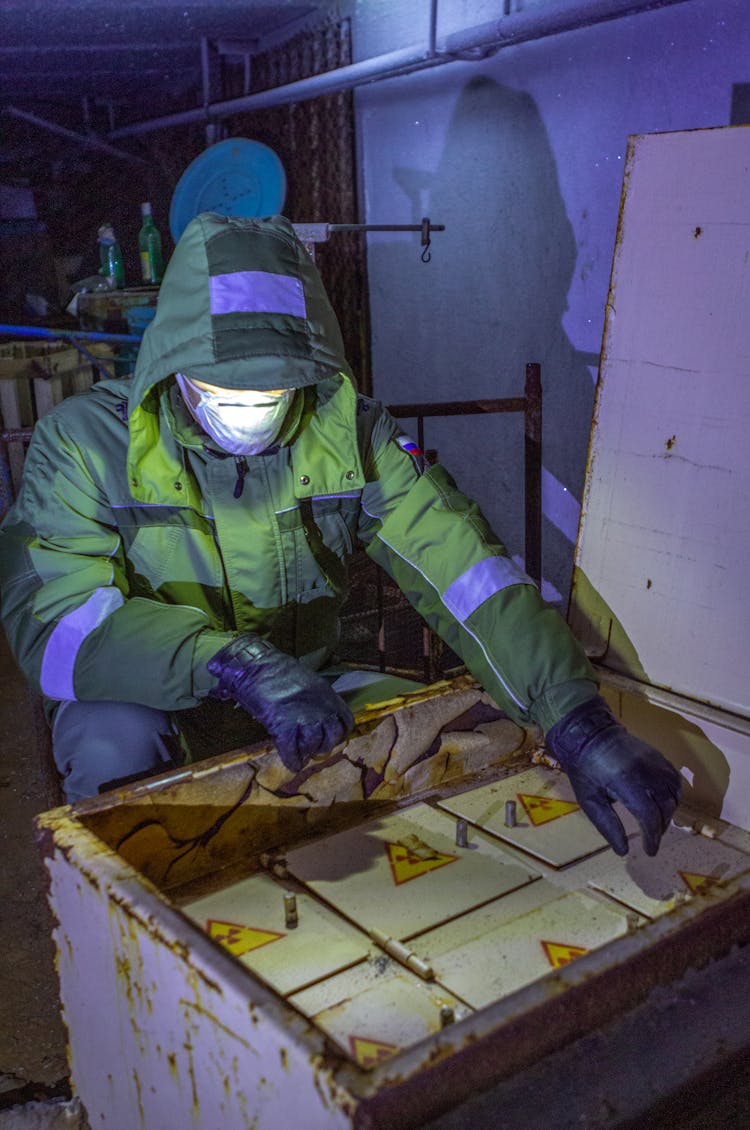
[126,373,363,506]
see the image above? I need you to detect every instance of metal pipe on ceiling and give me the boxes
[4,105,147,164]
[109,0,696,140]
[442,0,694,55]
[109,40,440,137]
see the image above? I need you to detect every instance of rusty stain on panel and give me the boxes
[131,1068,144,1123]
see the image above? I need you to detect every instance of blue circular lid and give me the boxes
[169,138,287,242]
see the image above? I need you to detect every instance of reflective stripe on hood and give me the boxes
[127,213,357,508]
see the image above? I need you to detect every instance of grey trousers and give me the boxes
[52,700,180,802]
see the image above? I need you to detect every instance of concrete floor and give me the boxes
[0,631,68,1110]
[2,623,750,1128]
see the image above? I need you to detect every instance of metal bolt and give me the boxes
[504,799,517,828]
[440,1005,455,1027]
[455,818,469,848]
[260,853,288,879]
[283,893,298,929]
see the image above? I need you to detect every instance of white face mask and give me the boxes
[176,373,292,455]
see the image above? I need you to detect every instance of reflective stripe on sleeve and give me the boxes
[209,270,306,318]
[375,532,528,711]
[442,556,535,623]
[40,587,125,700]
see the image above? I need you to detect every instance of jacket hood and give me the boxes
[126,213,357,505]
[133,212,351,398]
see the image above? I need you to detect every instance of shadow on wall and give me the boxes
[368,76,596,605]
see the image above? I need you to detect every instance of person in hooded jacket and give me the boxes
[0,213,681,856]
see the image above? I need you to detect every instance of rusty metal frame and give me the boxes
[363,361,542,681]
[388,361,542,586]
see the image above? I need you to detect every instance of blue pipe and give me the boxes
[0,323,142,344]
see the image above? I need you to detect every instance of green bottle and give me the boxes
[138,202,163,285]
[97,223,125,288]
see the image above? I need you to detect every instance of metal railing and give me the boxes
[339,363,543,682]
[388,362,542,586]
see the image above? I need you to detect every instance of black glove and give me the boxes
[207,633,354,772]
[545,695,682,857]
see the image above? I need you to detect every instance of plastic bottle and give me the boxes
[138,202,164,285]
[97,223,125,288]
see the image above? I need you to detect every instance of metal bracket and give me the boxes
[292,219,445,262]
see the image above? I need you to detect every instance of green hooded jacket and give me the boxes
[0,213,596,734]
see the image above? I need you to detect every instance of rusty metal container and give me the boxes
[36,676,750,1128]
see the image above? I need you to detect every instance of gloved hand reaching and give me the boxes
[207,633,355,772]
[545,696,682,857]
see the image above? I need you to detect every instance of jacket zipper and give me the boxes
[233,457,248,499]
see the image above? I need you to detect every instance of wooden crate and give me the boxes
[0,339,116,497]
[77,286,157,333]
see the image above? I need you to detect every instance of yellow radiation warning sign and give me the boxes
[679,871,719,894]
[541,940,589,968]
[518,793,580,826]
[207,919,284,957]
[385,841,458,885]
[349,1035,398,1068]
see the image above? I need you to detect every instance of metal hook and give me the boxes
[420,216,432,263]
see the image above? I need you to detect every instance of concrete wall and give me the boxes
[347,0,749,604]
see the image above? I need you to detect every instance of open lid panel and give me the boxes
[568,125,750,721]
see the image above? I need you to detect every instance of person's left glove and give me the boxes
[545,695,682,856]
[207,633,355,772]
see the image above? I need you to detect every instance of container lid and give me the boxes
[568,126,750,720]
[169,138,287,242]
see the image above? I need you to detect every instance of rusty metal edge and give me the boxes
[39,677,482,822]
[35,808,361,1109]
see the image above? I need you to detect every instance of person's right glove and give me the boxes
[207,633,354,772]
[545,695,682,857]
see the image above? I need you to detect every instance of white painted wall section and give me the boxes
[350,0,750,600]
[570,125,750,721]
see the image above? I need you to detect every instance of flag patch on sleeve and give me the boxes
[396,434,426,472]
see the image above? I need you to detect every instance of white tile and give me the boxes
[285,803,538,940]
[289,958,470,1068]
[577,822,750,918]
[419,885,636,1009]
[183,872,369,995]
[437,766,633,866]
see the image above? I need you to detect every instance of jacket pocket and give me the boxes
[310,494,360,559]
